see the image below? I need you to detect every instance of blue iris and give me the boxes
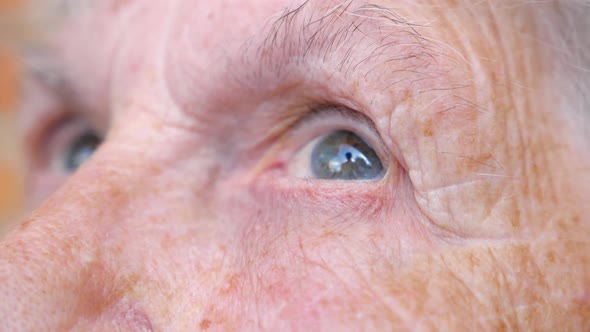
[311,130,384,180]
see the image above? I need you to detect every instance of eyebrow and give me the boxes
[236,1,444,92]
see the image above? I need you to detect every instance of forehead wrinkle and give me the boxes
[235,0,441,93]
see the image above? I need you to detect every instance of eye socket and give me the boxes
[310,130,384,180]
[23,112,103,206]
[21,71,107,204]
[62,130,101,173]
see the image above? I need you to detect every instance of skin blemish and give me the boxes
[110,0,134,13]
[200,319,212,330]
[74,298,154,331]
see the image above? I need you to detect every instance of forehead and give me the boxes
[42,0,468,79]
[32,0,547,116]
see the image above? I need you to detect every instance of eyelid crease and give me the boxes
[294,105,381,139]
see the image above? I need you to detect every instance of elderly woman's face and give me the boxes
[1,0,589,330]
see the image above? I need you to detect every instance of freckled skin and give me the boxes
[1,0,589,331]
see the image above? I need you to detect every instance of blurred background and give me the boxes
[0,0,25,233]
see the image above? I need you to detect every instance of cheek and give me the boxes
[225,171,437,261]
[193,173,438,328]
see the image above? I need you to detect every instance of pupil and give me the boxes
[345,152,353,160]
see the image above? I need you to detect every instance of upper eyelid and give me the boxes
[19,50,69,132]
[20,52,106,144]
[295,105,380,138]
[18,54,83,170]
[285,105,390,161]
[19,76,64,143]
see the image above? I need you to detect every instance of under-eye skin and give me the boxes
[311,130,383,180]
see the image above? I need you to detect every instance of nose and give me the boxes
[0,138,169,331]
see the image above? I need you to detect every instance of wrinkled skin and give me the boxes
[1,0,589,330]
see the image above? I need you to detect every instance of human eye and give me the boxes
[268,106,390,181]
[21,72,104,202]
[44,117,102,174]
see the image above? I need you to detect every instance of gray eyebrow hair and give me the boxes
[236,1,445,92]
[235,0,590,136]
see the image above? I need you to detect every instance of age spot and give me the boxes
[110,0,134,13]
